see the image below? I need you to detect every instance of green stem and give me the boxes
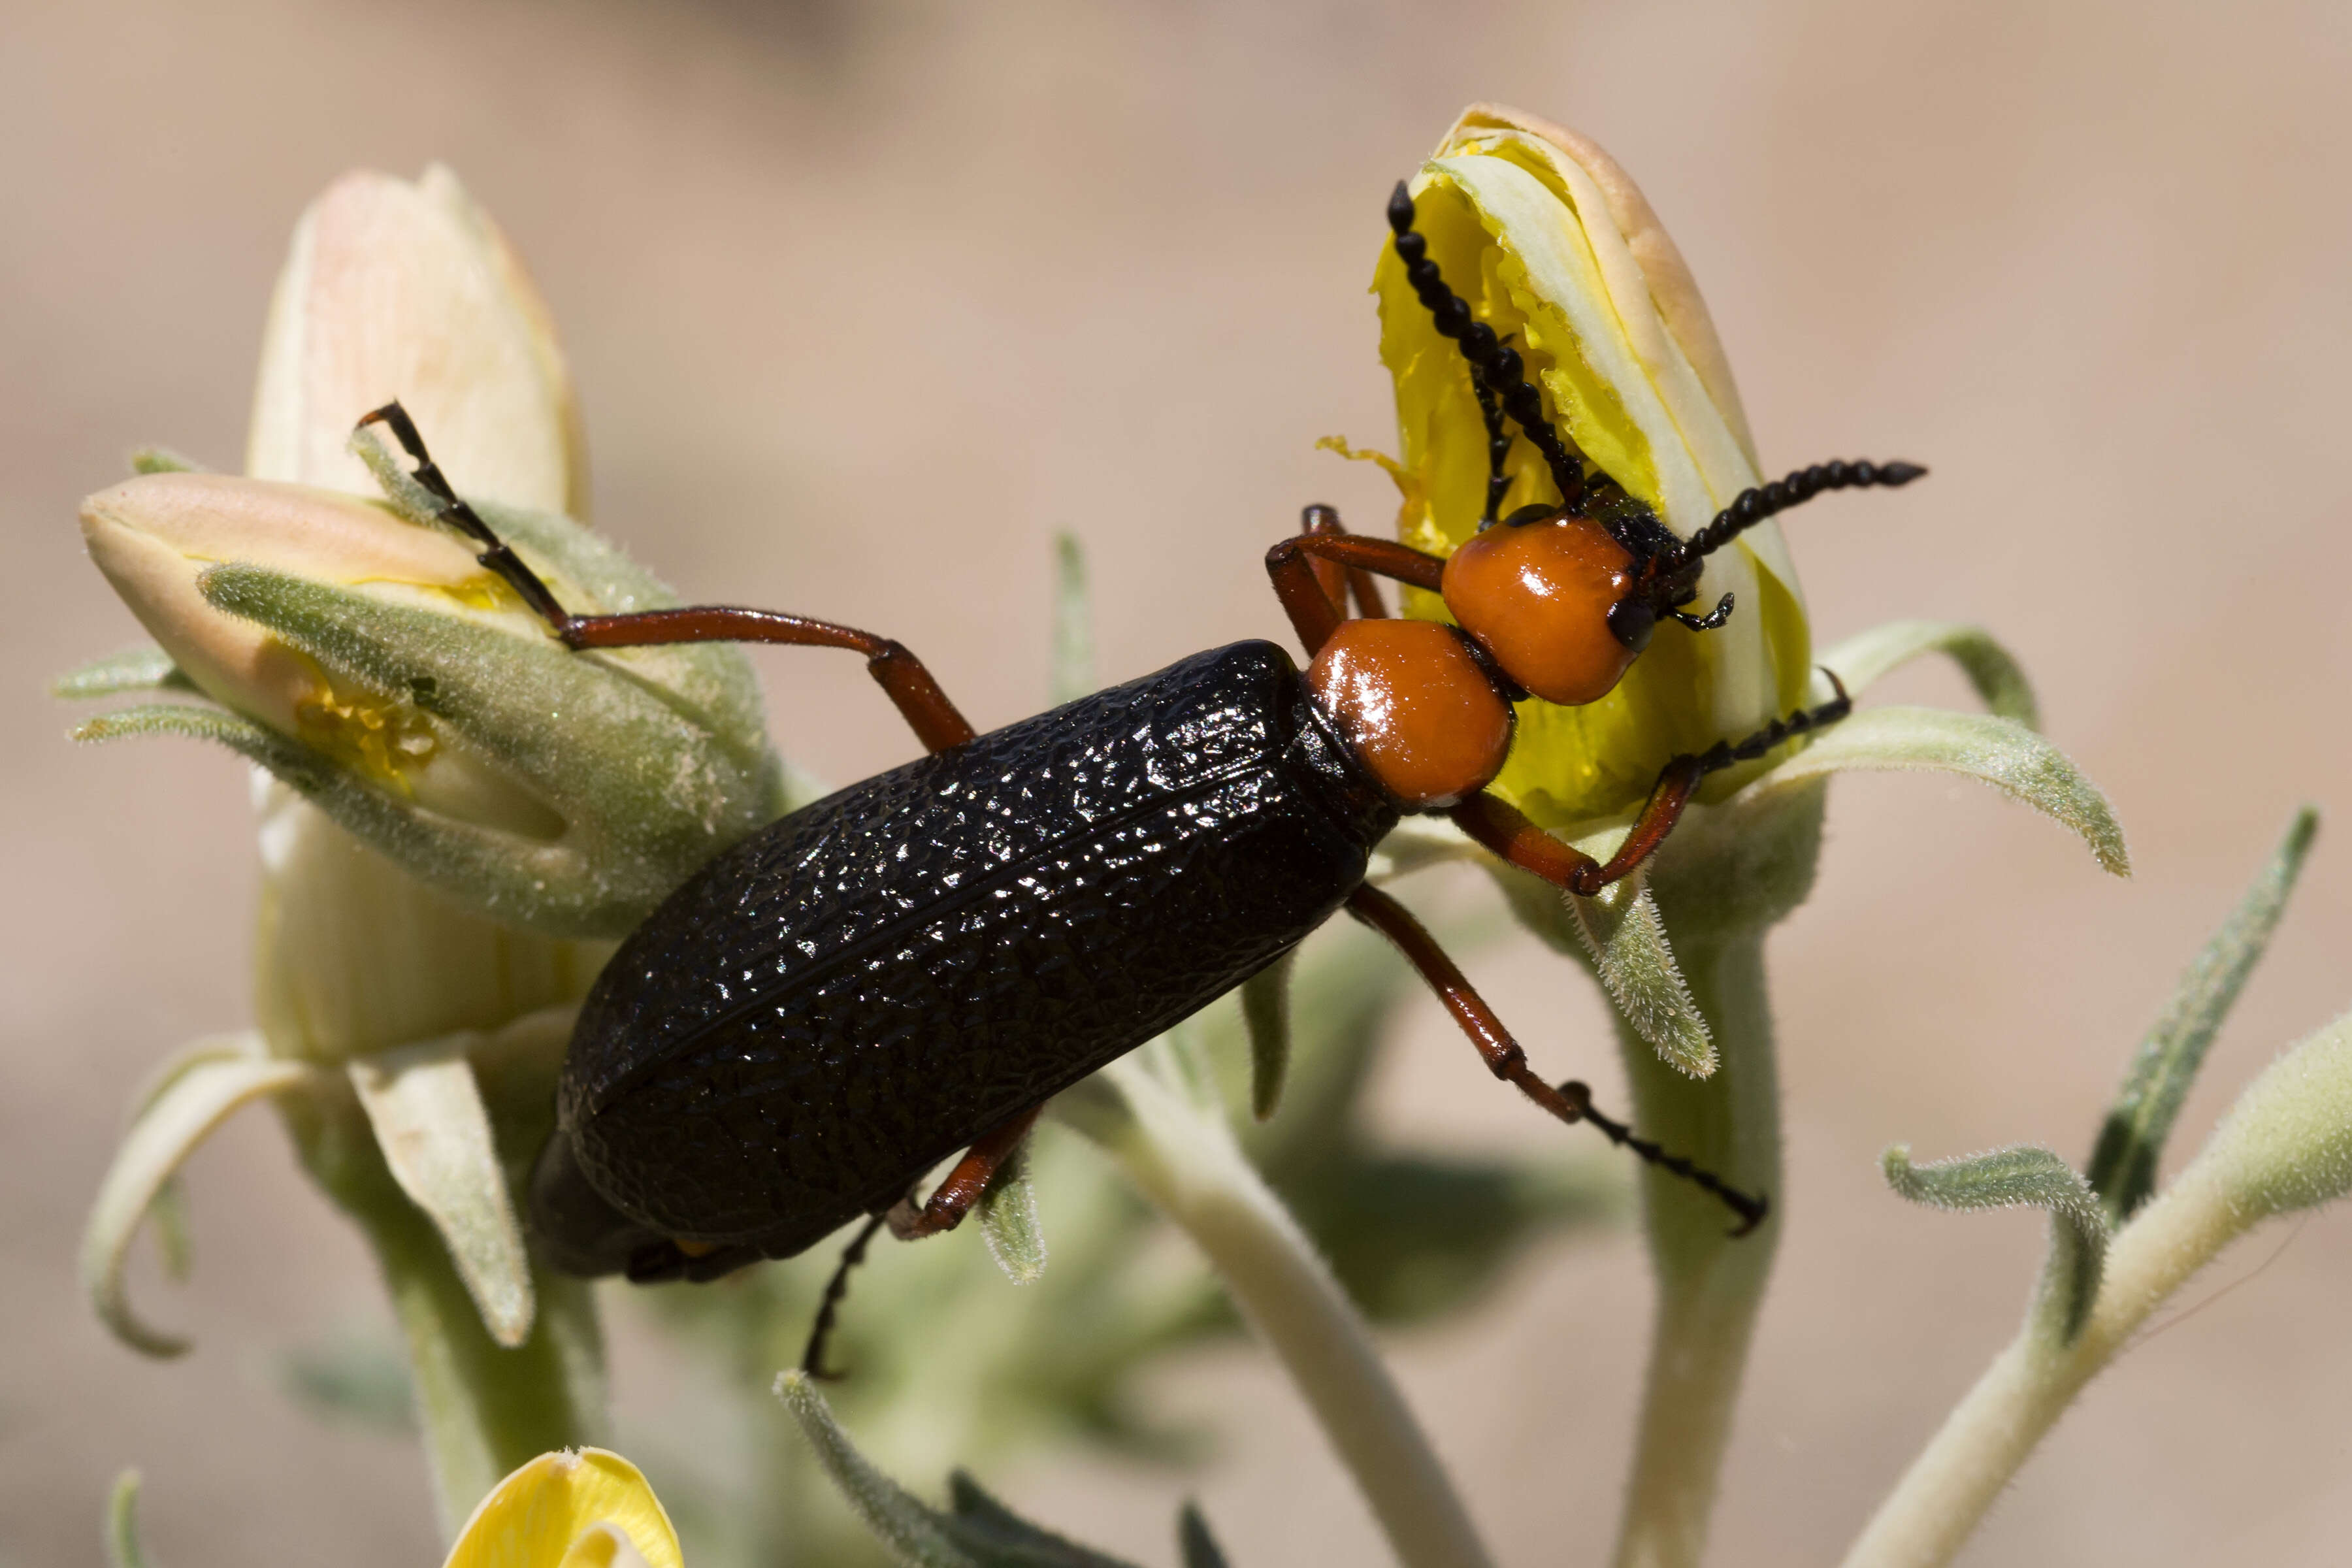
[280,1086,606,1541]
[367,1202,608,1538]
[1840,1153,2261,1565]
[1060,1045,1496,1568]
[1610,928,1782,1568]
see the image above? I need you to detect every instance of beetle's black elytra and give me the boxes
[350,182,1931,1373]
[559,642,1396,1278]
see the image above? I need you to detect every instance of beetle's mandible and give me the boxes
[357,183,1926,1373]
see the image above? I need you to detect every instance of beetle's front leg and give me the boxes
[1343,883,1768,1233]
[1452,674,1855,895]
[1264,524,1444,657]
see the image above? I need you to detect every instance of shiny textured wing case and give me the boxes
[560,639,1399,1256]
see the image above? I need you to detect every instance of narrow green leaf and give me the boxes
[776,1369,973,1567]
[1819,619,2040,728]
[2089,807,2319,1223]
[979,1137,1047,1286]
[129,446,202,474]
[1177,1501,1231,1568]
[945,1471,1140,1567]
[350,422,448,529]
[1746,705,2129,876]
[1241,948,1297,1119]
[776,1373,1146,1567]
[105,1471,152,1568]
[1051,532,1096,704]
[1564,874,1715,1077]
[1884,1144,2108,1343]
[52,646,196,699]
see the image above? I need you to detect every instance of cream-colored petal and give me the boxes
[1439,105,1759,470]
[348,1034,534,1348]
[79,472,494,735]
[82,1041,317,1356]
[248,169,581,514]
[443,1450,683,1568]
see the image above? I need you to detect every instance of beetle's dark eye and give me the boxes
[1502,502,1560,528]
[1606,598,1656,653]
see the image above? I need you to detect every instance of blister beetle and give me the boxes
[359,182,1923,1371]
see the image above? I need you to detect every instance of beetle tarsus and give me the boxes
[800,1213,890,1382]
[1573,1088,1771,1235]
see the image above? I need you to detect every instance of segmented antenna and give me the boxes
[1472,372,1512,525]
[1650,459,1927,582]
[1387,182,1587,513]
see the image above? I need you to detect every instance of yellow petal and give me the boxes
[1377,107,1817,829]
[444,1450,682,1568]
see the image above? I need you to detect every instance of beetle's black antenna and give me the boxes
[1472,344,1514,526]
[1388,182,1588,514]
[357,401,578,630]
[800,1212,889,1381]
[1650,459,1928,583]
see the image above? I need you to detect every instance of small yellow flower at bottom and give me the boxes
[444,1450,682,1568]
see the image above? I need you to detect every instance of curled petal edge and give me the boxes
[82,1037,316,1356]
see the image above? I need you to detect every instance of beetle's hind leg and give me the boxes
[884,1102,1046,1241]
[800,1213,889,1380]
[356,401,977,755]
[796,1102,1046,1380]
[1343,883,1769,1234]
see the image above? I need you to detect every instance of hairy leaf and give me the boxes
[347,1035,534,1347]
[106,1471,152,1568]
[777,1372,1145,1567]
[1745,705,2128,876]
[2197,1011,2352,1220]
[2089,807,2319,1223]
[1051,531,1095,705]
[1884,1143,2107,1342]
[1819,619,2039,728]
[52,645,196,699]
[1563,871,1714,1077]
[979,1139,1047,1286]
[1241,948,1296,1120]
[130,446,203,474]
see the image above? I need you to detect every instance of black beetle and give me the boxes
[353,186,1924,1359]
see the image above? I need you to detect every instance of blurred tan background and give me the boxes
[7,0,2352,1563]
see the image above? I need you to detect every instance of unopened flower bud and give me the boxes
[78,464,781,938]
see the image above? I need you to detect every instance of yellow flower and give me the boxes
[442,1450,682,1568]
[1373,104,1810,831]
